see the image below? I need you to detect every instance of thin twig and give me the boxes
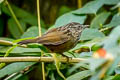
[0,57,86,63]
[36,0,45,80]
[0,40,27,47]
[77,0,82,8]
[99,27,111,32]
[0,40,13,46]
[5,0,24,34]
[37,0,42,37]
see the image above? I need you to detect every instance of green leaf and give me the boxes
[0,0,4,4]
[21,27,39,38]
[72,0,104,14]
[68,62,89,74]
[104,14,120,28]
[0,45,17,68]
[48,25,55,30]
[0,62,36,78]
[50,73,55,80]
[91,12,111,29]
[88,58,106,71]
[2,3,46,27]
[0,37,14,41]
[70,38,104,51]
[103,76,114,80]
[78,52,92,58]
[103,0,120,5]
[69,43,84,51]
[89,59,108,80]
[55,13,86,27]
[8,18,26,39]
[17,75,29,80]
[80,28,105,40]
[73,0,120,15]
[0,47,41,53]
[115,67,120,74]
[4,45,17,57]
[1,4,37,26]
[67,70,92,80]
[58,6,72,16]
[27,43,49,53]
[21,26,46,38]
[103,25,120,49]
[63,52,75,58]
[107,57,120,75]
[111,3,120,10]
[112,75,120,80]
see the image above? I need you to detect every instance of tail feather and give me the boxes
[17,39,36,45]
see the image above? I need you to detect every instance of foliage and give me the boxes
[0,0,120,80]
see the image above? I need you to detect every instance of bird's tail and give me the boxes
[17,39,37,45]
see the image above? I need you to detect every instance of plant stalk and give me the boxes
[5,0,24,34]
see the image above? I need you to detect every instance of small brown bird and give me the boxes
[18,22,89,54]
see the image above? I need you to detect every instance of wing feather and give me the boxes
[36,28,69,45]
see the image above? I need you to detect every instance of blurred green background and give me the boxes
[0,0,120,80]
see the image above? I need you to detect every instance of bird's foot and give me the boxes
[61,54,72,62]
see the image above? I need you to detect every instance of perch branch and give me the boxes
[0,40,13,46]
[0,57,86,63]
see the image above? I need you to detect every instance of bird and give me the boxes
[18,22,89,54]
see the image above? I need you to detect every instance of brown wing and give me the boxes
[36,28,69,45]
